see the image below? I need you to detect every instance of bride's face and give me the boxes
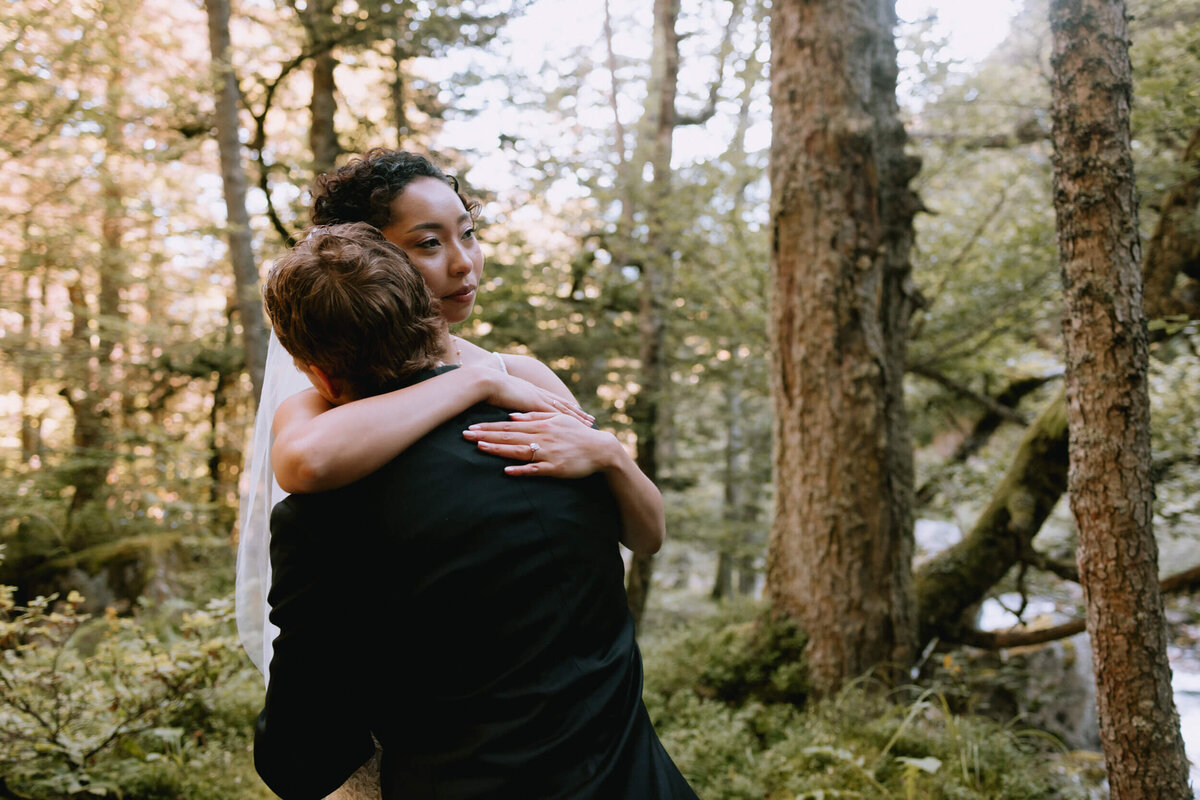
[381,177,483,325]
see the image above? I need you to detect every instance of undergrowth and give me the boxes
[0,568,1107,799]
[641,604,1108,800]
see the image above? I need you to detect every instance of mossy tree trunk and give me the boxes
[1049,0,1190,795]
[766,0,921,695]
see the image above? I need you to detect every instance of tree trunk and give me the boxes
[713,381,744,600]
[305,0,341,176]
[204,0,266,403]
[62,279,109,545]
[1143,125,1200,322]
[1049,0,1191,795]
[766,0,920,695]
[390,40,411,150]
[624,0,681,627]
[63,64,129,545]
[16,230,43,464]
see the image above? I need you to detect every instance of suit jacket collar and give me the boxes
[379,364,460,394]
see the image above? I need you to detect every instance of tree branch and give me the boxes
[1019,545,1079,583]
[675,0,743,126]
[915,373,1059,509]
[949,563,1200,649]
[603,0,628,168]
[908,114,1048,150]
[909,364,1030,424]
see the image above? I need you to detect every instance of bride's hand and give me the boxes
[462,411,622,478]
[482,372,594,427]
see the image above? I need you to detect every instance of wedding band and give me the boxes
[528,442,540,460]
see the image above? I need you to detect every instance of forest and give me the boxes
[1,0,1198,797]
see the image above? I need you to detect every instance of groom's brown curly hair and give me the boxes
[264,223,445,400]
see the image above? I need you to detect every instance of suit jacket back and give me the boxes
[255,395,694,799]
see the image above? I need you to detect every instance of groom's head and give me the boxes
[264,222,445,404]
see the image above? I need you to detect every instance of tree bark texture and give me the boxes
[205,0,266,404]
[625,0,681,627]
[767,0,921,694]
[1050,0,1191,796]
[305,0,341,177]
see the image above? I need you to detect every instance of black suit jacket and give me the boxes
[254,371,697,800]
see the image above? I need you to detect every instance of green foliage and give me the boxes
[640,607,1106,800]
[644,606,809,708]
[0,577,267,799]
[1129,0,1200,222]
[1148,329,1200,544]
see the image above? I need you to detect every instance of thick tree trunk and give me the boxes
[1049,0,1191,796]
[204,0,266,403]
[766,0,920,694]
[624,0,681,627]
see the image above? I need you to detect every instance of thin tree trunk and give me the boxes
[204,0,266,403]
[62,279,107,545]
[390,40,411,150]
[713,381,744,600]
[1143,126,1200,322]
[17,229,43,464]
[63,60,129,544]
[305,0,341,176]
[624,0,682,627]
[310,53,340,175]
[1049,0,1190,795]
[766,0,920,695]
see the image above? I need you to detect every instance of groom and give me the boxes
[254,223,698,799]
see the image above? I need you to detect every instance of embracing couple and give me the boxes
[236,150,699,799]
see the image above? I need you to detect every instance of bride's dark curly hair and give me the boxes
[311,148,480,228]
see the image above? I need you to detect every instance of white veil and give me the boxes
[235,330,312,681]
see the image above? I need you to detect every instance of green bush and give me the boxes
[0,573,270,799]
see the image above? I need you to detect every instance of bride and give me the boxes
[235,149,665,799]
